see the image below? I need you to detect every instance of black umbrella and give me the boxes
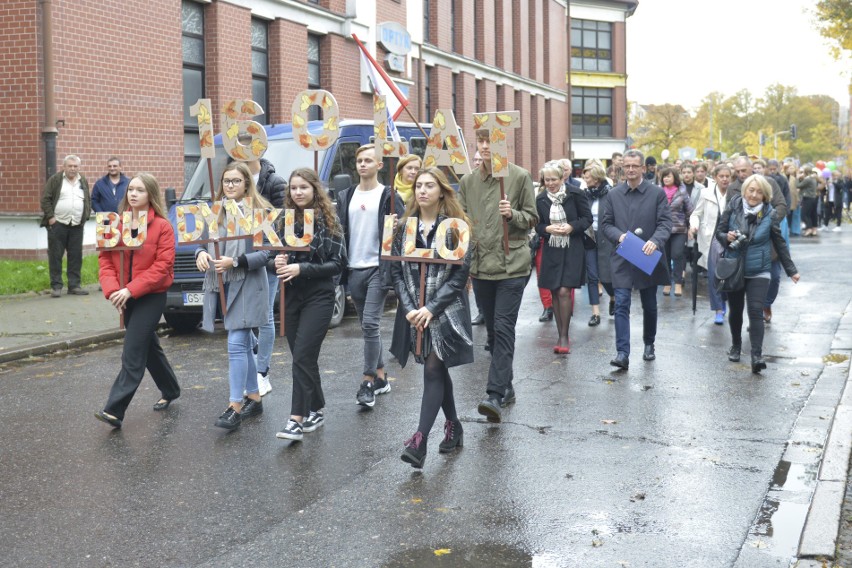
[691,240,702,314]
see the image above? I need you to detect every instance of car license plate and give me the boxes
[183,292,203,306]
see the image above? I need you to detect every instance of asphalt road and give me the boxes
[1,232,849,567]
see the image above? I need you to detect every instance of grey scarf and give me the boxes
[546,189,570,248]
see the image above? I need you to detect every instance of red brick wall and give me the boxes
[496,0,512,72]
[321,34,372,119]
[269,18,308,124]
[457,72,477,141]
[0,0,42,214]
[205,2,252,123]
[514,90,530,170]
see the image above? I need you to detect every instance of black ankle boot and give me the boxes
[728,345,741,362]
[439,419,463,454]
[401,431,428,468]
[751,354,766,373]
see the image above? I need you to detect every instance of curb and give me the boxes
[0,322,171,365]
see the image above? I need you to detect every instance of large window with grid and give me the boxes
[251,19,269,124]
[182,1,204,186]
[307,34,322,121]
[572,87,612,138]
[571,19,612,72]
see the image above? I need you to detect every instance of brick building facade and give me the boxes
[0,0,633,259]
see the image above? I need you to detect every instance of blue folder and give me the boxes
[616,231,662,276]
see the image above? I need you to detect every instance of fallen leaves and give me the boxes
[433,548,451,557]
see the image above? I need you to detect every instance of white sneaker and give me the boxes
[832,226,842,232]
[257,373,272,396]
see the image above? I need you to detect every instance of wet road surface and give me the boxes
[1,233,849,567]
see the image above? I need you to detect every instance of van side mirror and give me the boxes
[331,174,352,199]
[165,187,177,207]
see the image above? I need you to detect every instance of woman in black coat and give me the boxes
[390,167,473,469]
[535,161,593,353]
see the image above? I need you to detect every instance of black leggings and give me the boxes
[727,277,770,356]
[417,352,458,437]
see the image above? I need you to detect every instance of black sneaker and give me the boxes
[356,380,376,407]
[302,411,324,433]
[728,345,741,362]
[401,431,427,468]
[276,419,303,441]
[477,396,502,423]
[215,407,241,430]
[500,386,516,408]
[438,419,463,454]
[373,376,392,395]
[240,397,263,419]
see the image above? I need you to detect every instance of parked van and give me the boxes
[163,119,432,332]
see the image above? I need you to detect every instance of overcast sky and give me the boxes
[625,0,850,112]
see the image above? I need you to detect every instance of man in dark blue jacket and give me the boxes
[91,157,129,213]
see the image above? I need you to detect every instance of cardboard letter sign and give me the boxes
[292,90,341,151]
[221,99,268,161]
[422,109,471,175]
[189,99,216,159]
[373,94,407,160]
[472,111,521,177]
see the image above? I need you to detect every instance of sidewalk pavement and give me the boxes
[0,284,127,364]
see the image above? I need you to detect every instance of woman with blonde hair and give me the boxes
[393,154,422,205]
[716,174,800,373]
[390,167,473,468]
[535,161,592,352]
[95,173,180,428]
[196,161,271,430]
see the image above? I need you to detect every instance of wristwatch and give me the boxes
[232,257,239,268]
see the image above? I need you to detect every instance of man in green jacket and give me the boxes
[459,130,537,423]
[40,155,91,297]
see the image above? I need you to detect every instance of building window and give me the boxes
[571,19,612,72]
[307,34,321,121]
[450,0,456,52]
[424,0,431,44]
[424,66,432,123]
[452,73,458,117]
[182,1,204,186]
[475,79,483,113]
[572,87,612,138]
[251,19,269,124]
[496,84,503,110]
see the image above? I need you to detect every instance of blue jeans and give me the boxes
[256,270,279,374]
[706,240,727,312]
[228,328,258,403]
[613,286,657,356]
[585,248,613,305]
[789,209,801,235]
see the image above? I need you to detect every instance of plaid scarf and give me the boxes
[546,189,570,248]
[393,215,472,363]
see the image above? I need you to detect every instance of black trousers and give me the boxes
[472,276,526,398]
[285,283,335,417]
[800,197,819,229]
[47,222,84,290]
[824,201,842,227]
[727,277,770,357]
[103,292,180,420]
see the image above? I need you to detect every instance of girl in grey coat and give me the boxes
[196,162,270,431]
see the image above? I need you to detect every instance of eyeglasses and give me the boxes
[223,178,244,187]
[623,165,643,170]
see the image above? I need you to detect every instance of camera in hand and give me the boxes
[729,230,748,251]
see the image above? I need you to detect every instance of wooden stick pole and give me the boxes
[278,279,285,337]
[212,240,227,316]
[499,177,510,256]
[415,263,427,356]
[118,250,125,329]
[314,151,318,174]
[389,157,396,216]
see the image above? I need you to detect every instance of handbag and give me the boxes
[714,254,745,293]
[582,226,597,250]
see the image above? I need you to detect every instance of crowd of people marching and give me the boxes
[90,137,850,469]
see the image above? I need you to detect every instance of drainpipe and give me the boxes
[40,0,58,180]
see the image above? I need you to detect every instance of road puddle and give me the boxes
[771,460,817,493]
[382,544,563,567]
[750,498,809,558]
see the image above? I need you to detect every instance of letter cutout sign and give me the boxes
[292,90,341,151]
[373,94,407,160]
[189,99,216,159]
[422,109,471,175]
[472,111,521,178]
[221,99,268,161]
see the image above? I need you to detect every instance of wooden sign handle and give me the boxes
[118,250,125,330]
[389,157,396,216]
[500,177,510,256]
[415,264,427,357]
[212,240,227,316]
[279,279,285,337]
